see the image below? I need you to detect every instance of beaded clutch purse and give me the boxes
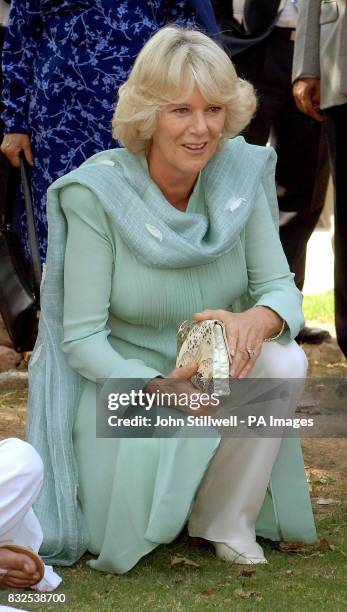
[176,319,232,396]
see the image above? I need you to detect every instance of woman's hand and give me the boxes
[1,133,34,167]
[194,307,283,379]
[144,362,220,416]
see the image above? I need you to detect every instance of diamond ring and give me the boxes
[245,347,255,359]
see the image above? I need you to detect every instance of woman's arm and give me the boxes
[60,183,163,384]
[244,183,304,342]
[195,183,304,378]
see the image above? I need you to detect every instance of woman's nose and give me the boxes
[189,112,208,135]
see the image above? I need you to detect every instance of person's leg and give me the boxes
[0,438,43,548]
[275,108,329,291]
[324,103,347,359]
[0,438,44,588]
[188,342,307,563]
[275,108,331,343]
[0,439,61,590]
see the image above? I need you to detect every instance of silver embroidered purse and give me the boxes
[176,320,232,396]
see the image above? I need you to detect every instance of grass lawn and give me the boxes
[303,291,334,323]
[1,515,346,612]
[0,292,345,611]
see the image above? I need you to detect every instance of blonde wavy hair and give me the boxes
[112,26,257,152]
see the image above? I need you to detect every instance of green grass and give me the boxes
[1,511,345,612]
[303,291,334,324]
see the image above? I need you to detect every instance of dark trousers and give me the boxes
[233,27,330,291]
[324,103,347,358]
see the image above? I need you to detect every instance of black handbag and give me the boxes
[0,154,42,353]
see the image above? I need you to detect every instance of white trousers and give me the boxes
[0,438,61,590]
[188,341,308,546]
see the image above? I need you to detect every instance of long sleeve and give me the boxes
[1,0,42,133]
[244,184,304,343]
[292,0,321,82]
[60,184,163,384]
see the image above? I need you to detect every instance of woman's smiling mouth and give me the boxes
[182,142,207,152]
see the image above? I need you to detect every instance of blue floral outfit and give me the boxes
[2,1,217,261]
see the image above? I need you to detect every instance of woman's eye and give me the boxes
[209,106,222,113]
[173,107,189,114]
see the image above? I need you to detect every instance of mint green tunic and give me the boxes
[57,149,314,574]
[27,138,316,570]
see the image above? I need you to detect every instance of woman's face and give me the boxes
[149,87,226,181]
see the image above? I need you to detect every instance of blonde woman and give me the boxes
[28,26,316,574]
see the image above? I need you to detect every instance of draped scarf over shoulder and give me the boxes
[27,137,315,565]
[48,137,279,268]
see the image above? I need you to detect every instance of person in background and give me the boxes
[0,0,11,224]
[292,0,347,392]
[0,438,61,591]
[0,0,218,262]
[213,0,331,345]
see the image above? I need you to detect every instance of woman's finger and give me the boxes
[194,309,238,357]
[229,329,250,377]
[194,309,222,322]
[237,343,262,379]
[235,330,262,378]
[232,328,263,378]
[230,348,249,378]
[168,362,198,380]
[224,320,237,358]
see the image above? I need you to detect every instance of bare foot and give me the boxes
[0,547,41,589]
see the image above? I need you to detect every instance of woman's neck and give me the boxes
[146,155,198,212]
